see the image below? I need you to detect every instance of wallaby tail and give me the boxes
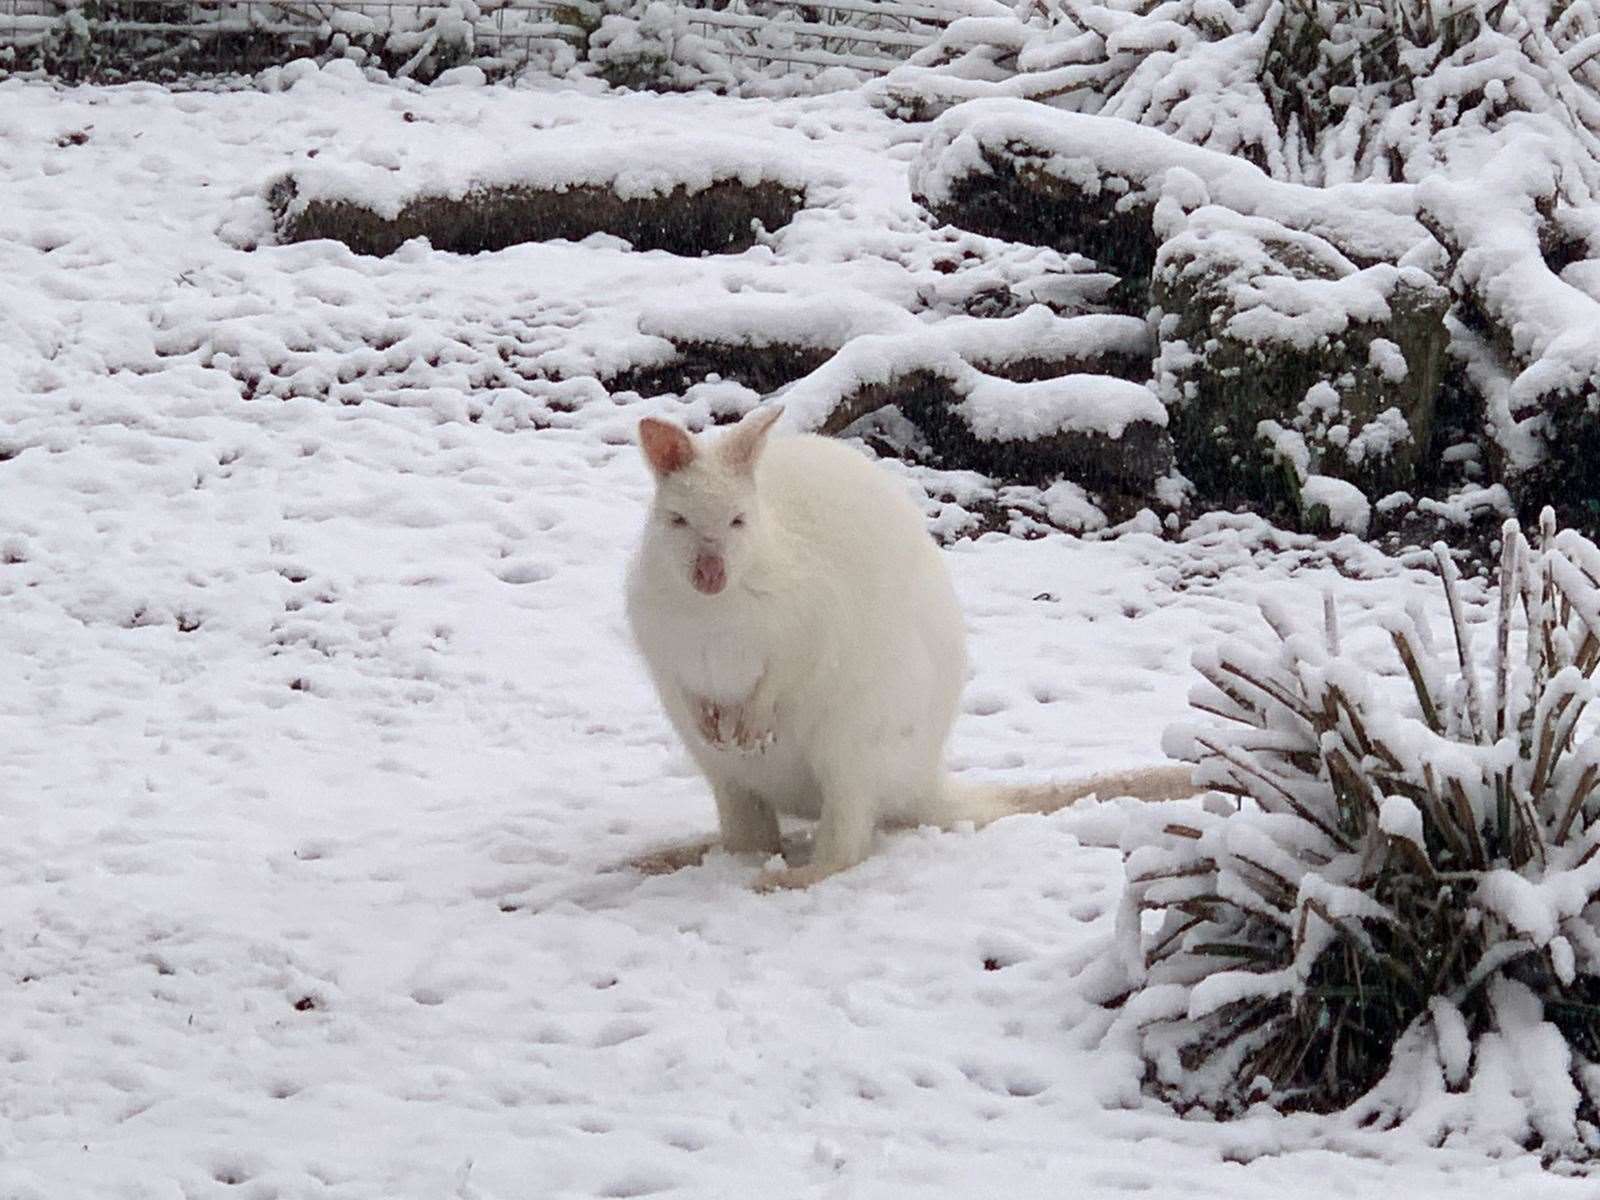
[935,764,1199,829]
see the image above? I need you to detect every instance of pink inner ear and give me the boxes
[639,419,694,476]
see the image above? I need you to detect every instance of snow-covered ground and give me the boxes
[2,70,1594,1197]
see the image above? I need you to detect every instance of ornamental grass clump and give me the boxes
[1113,511,1600,1153]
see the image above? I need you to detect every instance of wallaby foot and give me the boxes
[714,783,782,855]
[751,862,837,892]
[624,788,786,878]
[625,837,721,876]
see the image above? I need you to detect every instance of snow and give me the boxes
[5,69,1600,1198]
[778,308,1164,440]
[1300,475,1372,536]
[1369,337,1409,383]
[283,125,824,219]
[1430,996,1472,1088]
[1379,794,1426,850]
[1479,859,1600,951]
[955,370,1164,440]
[1342,408,1413,467]
[1419,130,1600,422]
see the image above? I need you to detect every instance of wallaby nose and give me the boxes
[692,551,726,595]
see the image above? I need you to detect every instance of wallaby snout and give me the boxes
[692,550,727,595]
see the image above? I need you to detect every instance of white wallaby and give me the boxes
[624,405,1195,890]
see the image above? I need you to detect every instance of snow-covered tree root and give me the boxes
[1106,510,1600,1159]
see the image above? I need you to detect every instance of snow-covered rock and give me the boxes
[1152,204,1448,520]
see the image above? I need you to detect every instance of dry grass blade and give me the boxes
[1391,624,1445,733]
[1434,541,1486,743]
[1555,762,1600,846]
[1495,521,1520,739]
[1196,735,1348,848]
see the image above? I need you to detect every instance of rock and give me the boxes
[605,302,1169,495]
[916,139,1161,312]
[603,316,1153,399]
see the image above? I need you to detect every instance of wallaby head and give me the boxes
[637,405,784,597]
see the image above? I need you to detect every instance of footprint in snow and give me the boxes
[496,560,553,585]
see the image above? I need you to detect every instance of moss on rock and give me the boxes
[1152,210,1449,523]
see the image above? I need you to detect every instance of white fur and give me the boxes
[626,407,1194,887]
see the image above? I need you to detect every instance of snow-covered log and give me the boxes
[269,143,811,257]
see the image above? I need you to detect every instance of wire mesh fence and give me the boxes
[679,0,950,75]
[0,0,948,80]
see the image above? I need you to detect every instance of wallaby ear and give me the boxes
[639,417,695,477]
[720,405,784,474]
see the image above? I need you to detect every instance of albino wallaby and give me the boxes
[624,405,1195,890]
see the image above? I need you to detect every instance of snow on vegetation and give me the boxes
[1122,516,1600,1156]
[882,0,1600,188]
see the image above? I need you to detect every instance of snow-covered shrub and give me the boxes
[587,0,765,90]
[15,0,192,80]
[883,0,1600,189]
[0,0,590,82]
[383,0,479,78]
[901,3,1600,542]
[1115,511,1600,1152]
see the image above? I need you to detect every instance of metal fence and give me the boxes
[0,0,949,79]
[680,0,951,75]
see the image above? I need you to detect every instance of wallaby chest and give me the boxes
[641,596,773,705]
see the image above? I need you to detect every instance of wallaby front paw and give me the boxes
[695,698,731,748]
[731,713,776,756]
[696,698,775,756]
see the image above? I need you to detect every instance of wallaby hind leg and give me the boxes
[754,769,875,891]
[714,781,781,855]
[623,782,780,876]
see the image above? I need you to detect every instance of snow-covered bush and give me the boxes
[1114,511,1600,1152]
[383,0,479,78]
[0,0,589,82]
[883,0,1600,189]
[586,0,735,90]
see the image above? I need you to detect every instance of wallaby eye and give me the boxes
[730,514,746,528]
[667,513,687,527]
